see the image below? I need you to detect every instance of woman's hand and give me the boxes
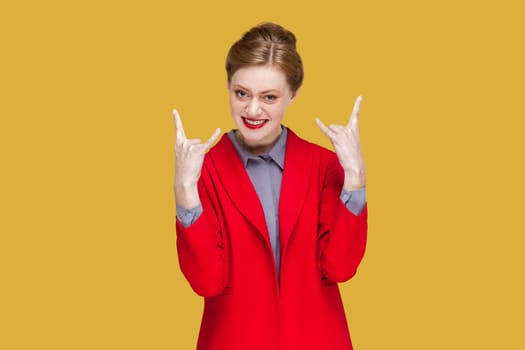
[315,96,366,191]
[173,109,220,209]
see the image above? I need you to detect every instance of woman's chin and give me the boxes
[235,127,282,155]
[236,131,266,147]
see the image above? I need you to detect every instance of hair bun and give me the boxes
[242,22,297,48]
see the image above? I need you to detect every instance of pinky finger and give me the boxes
[203,128,221,152]
[315,117,335,139]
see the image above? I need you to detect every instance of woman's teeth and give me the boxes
[245,119,265,125]
[242,117,268,129]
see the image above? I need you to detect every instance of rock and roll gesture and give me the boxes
[315,96,366,191]
[173,109,220,209]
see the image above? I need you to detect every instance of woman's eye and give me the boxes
[264,95,277,102]
[235,90,248,98]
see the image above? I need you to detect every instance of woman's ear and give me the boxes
[290,89,299,104]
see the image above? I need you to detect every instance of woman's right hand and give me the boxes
[173,109,220,209]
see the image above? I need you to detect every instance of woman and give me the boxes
[174,22,368,350]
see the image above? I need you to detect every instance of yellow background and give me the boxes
[1,0,524,349]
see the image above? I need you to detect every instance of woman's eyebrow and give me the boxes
[233,84,279,94]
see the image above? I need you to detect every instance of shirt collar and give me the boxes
[227,126,288,170]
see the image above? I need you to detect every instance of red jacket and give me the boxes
[176,129,368,350]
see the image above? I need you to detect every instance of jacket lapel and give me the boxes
[278,129,312,256]
[207,130,312,258]
[208,135,271,249]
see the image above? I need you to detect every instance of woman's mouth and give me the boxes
[242,117,268,130]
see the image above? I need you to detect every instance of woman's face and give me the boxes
[228,65,296,154]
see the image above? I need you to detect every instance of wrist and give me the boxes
[174,182,200,209]
[343,171,366,191]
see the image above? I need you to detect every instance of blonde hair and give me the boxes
[225,22,304,92]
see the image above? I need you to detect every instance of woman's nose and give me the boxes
[246,98,262,117]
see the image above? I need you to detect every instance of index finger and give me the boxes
[347,95,362,128]
[172,109,187,141]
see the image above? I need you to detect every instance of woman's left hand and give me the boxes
[315,96,366,191]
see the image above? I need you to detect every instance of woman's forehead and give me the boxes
[230,65,289,92]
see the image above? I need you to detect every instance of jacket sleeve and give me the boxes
[175,162,230,297]
[317,152,368,283]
